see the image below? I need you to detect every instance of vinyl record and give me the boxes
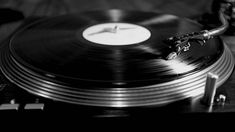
[0,9,233,107]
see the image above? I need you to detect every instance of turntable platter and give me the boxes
[0,9,233,107]
[8,10,223,84]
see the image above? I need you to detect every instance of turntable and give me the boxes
[0,8,234,117]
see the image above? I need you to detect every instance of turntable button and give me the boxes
[24,103,44,110]
[0,103,19,110]
[10,99,16,104]
[0,99,20,110]
[219,94,226,102]
[216,94,226,104]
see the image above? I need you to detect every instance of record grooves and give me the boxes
[0,10,234,107]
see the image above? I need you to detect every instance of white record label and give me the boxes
[82,23,151,45]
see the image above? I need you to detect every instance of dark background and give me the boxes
[0,0,216,43]
[0,0,214,17]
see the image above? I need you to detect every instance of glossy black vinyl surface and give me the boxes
[8,10,223,87]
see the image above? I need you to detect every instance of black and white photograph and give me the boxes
[0,0,235,120]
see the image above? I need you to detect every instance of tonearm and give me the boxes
[164,7,229,60]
